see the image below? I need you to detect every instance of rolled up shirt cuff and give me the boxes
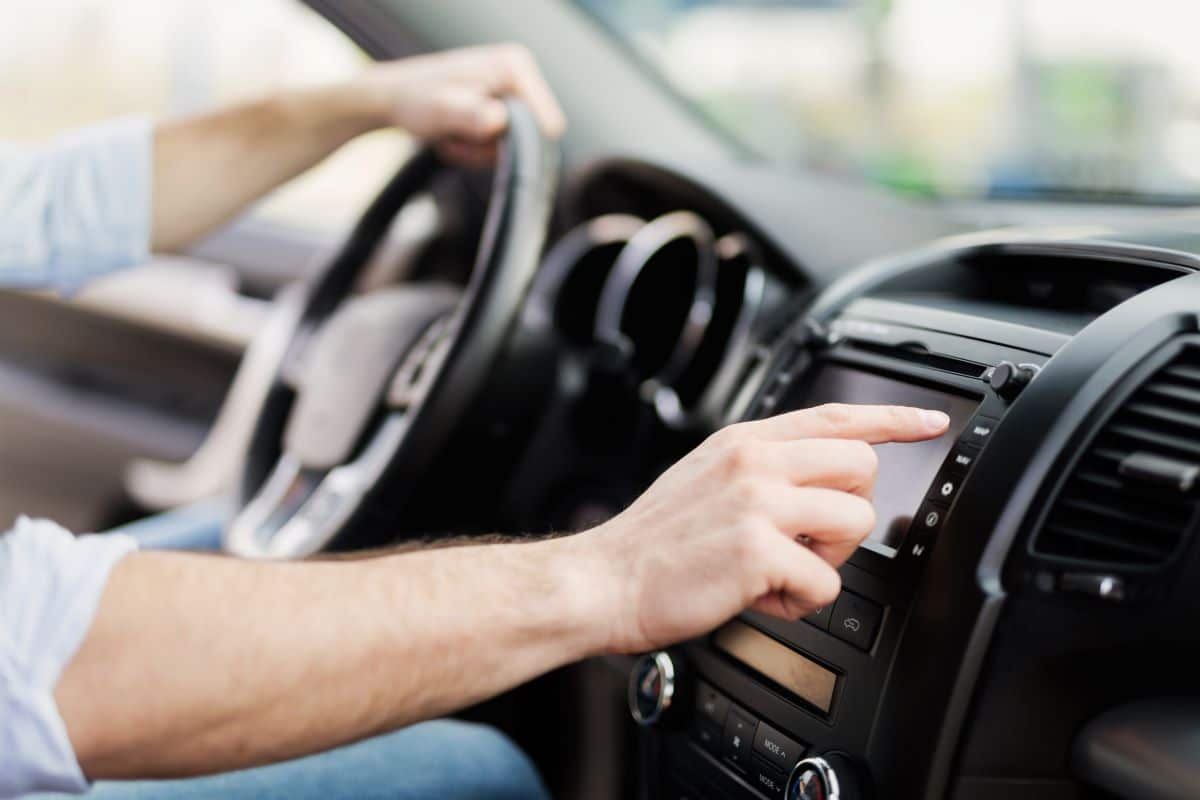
[0,518,139,797]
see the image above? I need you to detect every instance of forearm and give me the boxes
[150,85,382,251]
[55,537,606,780]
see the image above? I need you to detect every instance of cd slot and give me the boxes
[843,340,987,379]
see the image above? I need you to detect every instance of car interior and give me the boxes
[3,1,1200,799]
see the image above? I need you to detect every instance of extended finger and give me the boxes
[746,403,949,444]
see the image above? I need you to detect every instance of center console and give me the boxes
[627,290,1059,800]
[623,226,1200,800]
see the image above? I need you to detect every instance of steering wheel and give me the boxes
[225,100,558,559]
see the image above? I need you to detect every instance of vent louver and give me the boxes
[1034,344,1200,568]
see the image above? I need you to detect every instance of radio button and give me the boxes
[914,500,945,534]
[692,718,722,756]
[722,709,756,771]
[753,721,805,772]
[962,416,999,447]
[830,592,883,651]
[803,603,833,631]
[926,471,961,506]
[750,762,788,799]
[946,443,980,474]
[695,682,729,727]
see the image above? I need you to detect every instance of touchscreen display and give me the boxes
[781,366,976,558]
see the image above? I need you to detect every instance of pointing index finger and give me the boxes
[748,403,950,444]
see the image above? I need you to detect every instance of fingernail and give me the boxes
[921,410,950,431]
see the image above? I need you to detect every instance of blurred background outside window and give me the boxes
[578,0,1200,203]
[0,0,408,232]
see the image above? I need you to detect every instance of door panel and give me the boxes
[0,284,241,530]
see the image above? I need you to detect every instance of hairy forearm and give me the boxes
[150,85,381,251]
[56,537,607,780]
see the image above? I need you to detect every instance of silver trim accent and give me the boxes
[224,453,310,557]
[627,651,676,726]
[522,214,645,335]
[386,315,455,409]
[787,756,842,800]
[651,233,777,430]
[690,233,773,427]
[225,413,411,559]
[593,211,717,391]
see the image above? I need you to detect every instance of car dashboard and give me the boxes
[481,158,1200,800]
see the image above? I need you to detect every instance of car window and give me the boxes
[0,0,409,233]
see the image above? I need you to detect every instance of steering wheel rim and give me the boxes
[226,100,558,558]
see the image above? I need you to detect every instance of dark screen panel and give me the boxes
[781,366,976,557]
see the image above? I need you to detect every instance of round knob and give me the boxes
[787,753,870,800]
[787,757,840,800]
[627,651,679,726]
[988,361,1038,400]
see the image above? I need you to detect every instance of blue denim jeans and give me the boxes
[34,501,551,800]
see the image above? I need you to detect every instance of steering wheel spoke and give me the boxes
[227,414,412,558]
[385,313,456,410]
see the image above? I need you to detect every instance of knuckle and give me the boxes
[889,405,913,430]
[850,496,877,537]
[815,402,853,429]
[724,440,758,474]
[498,42,534,69]
[730,478,768,510]
[850,440,879,477]
[709,422,745,447]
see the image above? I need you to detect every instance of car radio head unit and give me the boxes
[777,365,977,558]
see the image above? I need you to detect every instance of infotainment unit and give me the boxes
[777,365,977,558]
[633,296,1056,800]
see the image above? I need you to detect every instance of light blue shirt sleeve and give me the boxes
[0,117,152,294]
[0,520,137,797]
[0,118,150,796]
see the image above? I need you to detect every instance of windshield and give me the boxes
[574,0,1200,203]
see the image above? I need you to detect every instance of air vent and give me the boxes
[1033,344,1200,569]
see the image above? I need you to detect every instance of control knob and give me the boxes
[787,753,871,800]
[988,361,1038,401]
[627,650,686,727]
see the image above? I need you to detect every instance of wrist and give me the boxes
[274,82,388,147]
[534,532,626,659]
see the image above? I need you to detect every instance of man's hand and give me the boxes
[57,403,946,781]
[572,404,950,654]
[152,44,564,250]
[352,44,567,168]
